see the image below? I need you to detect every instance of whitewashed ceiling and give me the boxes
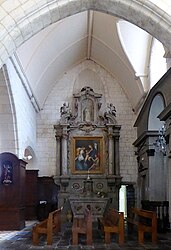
[15,11,151,111]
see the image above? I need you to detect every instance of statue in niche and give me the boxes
[83,107,91,122]
[82,99,94,122]
[107,103,116,116]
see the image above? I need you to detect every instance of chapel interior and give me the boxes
[1,0,171,248]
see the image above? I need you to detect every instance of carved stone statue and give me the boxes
[83,107,91,122]
[107,103,116,116]
[82,99,94,122]
[60,102,70,116]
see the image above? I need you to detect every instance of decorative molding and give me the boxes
[78,123,97,133]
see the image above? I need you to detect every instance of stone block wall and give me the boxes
[37,60,137,182]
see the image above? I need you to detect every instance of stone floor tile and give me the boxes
[0,221,171,249]
[68,246,82,250]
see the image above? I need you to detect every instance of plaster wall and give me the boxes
[5,59,37,163]
[0,68,16,153]
[37,60,137,182]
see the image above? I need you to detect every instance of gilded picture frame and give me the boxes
[71,136,103,174]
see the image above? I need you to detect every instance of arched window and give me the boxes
[148,94,165,130]
[24,146,34,161]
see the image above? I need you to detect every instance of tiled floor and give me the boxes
[0,221,171,249]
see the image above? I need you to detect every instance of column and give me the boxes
[168,133,171,227]
[54,125,62,176]
[56,134,61,176]
[114,135,120,175]
[114,126,121,175]
[62,125,69,175]
[108,126,114,175]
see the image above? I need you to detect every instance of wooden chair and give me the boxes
[72,208,92,245]
[99,208,124,245]
[126,208,157,244]
[32,208,61,245]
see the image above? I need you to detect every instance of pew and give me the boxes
[32,208,62,245]
[126,208,157,244]
[98,208,124,245]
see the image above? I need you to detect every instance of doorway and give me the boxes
[119,184,135,218]
[119,185,127,217]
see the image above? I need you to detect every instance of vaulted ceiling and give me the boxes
[15,11,150,111]
[1,0,170,112]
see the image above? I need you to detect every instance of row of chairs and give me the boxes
[32,207,124,246]
[72,207,124,245]
[72,207,158,245]
[32,207,157,246]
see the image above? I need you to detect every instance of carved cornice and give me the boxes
[73,86,102,99]
[78,123,97,134]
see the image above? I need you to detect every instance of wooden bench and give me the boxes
[98,208,124,245]
[126,208,157,244]
[32,208,62,245]
[72,207,92,245]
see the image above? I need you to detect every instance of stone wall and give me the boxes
[37,60,137,182]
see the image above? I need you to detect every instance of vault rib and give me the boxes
[87,10,94,59]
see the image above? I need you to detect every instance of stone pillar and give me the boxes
[108,126,114,175]
[167,133,171,226]
[55,126,62,176]
[168,156,171,226]
[107,176,122,209]
[62,125,69,175]
[56,136,61,176]
[114,127,121,175]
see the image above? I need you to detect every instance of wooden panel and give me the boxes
[0,153,27,230]
[0,207,25,230]
[25,170,39,220]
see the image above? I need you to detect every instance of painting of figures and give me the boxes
[72,136,103,174]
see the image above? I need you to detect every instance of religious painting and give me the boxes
[72,136,103,174]
[1,160,13,184]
